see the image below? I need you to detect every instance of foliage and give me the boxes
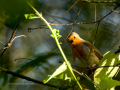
[43,62,74,84]
[94,51,120,90]
[24,14,39,19]
[50,28,62,40]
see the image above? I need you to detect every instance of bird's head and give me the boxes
[67,32,83,46]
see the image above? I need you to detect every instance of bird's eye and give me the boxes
[74,36,76,38]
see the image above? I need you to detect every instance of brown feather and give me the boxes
[82,41,103,60]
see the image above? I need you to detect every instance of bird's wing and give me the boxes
[82,41,103,60]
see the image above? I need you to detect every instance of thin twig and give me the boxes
[115,46,120,54]
[14,58,33,61]
[28,0,80,31]
[49,21,98,25]
[99,4,119,22]
[0,35,26,56]
[89,1,96,33]
[49,3,120,26]
[111,10,120,14]
[12,35,26,42]
[85,63,120,71]
[0,16,21,58]
[82,0,115,3]
[51,0,80,23]
[0,41,5,46]
[28,27,49,32]
[73,69,100,89]
[67,2,85,38]
[92,22,100,45]
[59,61,120,69]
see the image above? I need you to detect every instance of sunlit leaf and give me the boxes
[24,14,39,19]
[94,51,120,89]
[99,76,120,90]
[43,62,74,84]
[50,28,62,40]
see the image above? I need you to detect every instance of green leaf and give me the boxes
[94,51,120,89]
[50,28,62,40]
[99,76,120,90]
[24,14,39,19]
[43,62,74,84]
[59,42,62,45]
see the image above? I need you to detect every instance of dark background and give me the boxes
[0,0,120,90]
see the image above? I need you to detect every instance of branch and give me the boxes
[98,4,119,22]
[73,69,100,90]
[0,67,58,88]
[111,10,120,14]
[0,67,74,89]
[59,61,120,69]
[82,0,115,3]
[0,41,5,46]
[12,35,26,42]
[28,27,49,32]
[68,2,85,37]
[0,16,21,58]
[51,0,80,23]
[115,46,120,54]
[49,21,98,26]
[0,15,26,58]
[48,3,120,26]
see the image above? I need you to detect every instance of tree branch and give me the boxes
[0,16,21,58]
[0,67,58,88]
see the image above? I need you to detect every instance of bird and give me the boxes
[67,32,103,73]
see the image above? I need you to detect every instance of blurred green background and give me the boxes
[0,0,120,90]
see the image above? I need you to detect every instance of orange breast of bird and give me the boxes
[67,32,102,68]
[67,32,85,62]
[71,38,84,61]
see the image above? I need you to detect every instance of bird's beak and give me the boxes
[67,38,74,45]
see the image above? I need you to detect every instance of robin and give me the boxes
[67,32,103,73]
